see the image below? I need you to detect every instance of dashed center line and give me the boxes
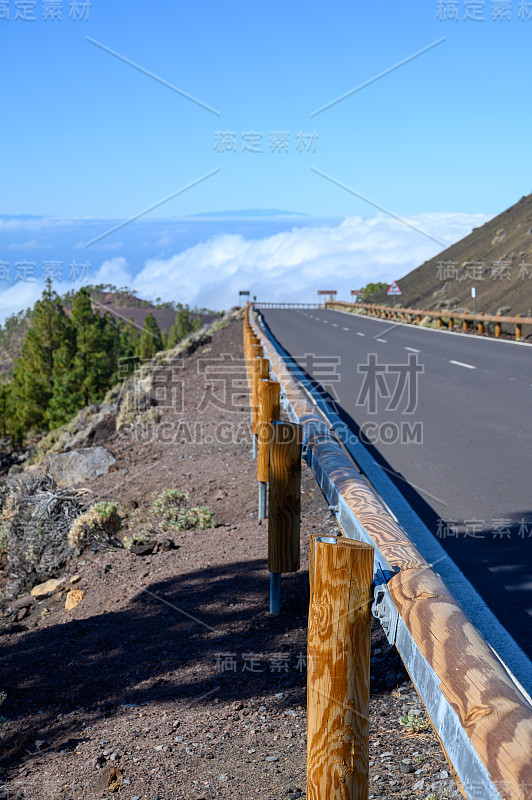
[342,327,349,331]
[376,338,387,343]
[404,346,420,353]
[449,360,476,370]
[332,323,338,327]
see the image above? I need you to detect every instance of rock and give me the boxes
[92,755,106,768]
[65,589,84,611]
[10,594,33,610]
[412,779,425,790]
[31,578,65,601]
[38,447,116,487]
[130,542,156,556]
[106,766,122,793]
[35,739,48,751]
[219,774,228,782]
[70,575,81,585]
[265,755,279,762]
[16,607,29,621]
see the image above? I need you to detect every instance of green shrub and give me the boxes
[150,489,215,531]
[68,502,122,552]
[400,712,430,733]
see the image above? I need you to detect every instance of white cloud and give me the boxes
[132,212,488,309]
[0,211,489,323]
[8,240,50,250]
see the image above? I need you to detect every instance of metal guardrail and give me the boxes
[247,305,532,800]
[255,302,321,309]
[326,300,532,341]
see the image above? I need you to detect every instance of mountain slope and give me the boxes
[371,193,532,315]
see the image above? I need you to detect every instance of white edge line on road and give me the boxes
[327,306,532,348]
[405,346,421,353]
[449,359,476,370]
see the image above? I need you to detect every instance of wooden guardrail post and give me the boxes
[478,314,484,335]
[268,421,302,613]
[307,535,374,800]
[448,316,454,331]
[495,317,502,338]
[516,315,522,341]
[257,379,281,519]
[251,355,269,458]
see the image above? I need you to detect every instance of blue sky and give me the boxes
[0,0,530,316]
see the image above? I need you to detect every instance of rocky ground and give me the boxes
[0,318,462,800]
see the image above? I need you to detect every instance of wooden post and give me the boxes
[437,316,442,329]
[516,315,522,341]
[252,357,270,432]
[307,536,374,800]
[478,315,484,335]
[256,379,280,520]
[462,319,468,333]
[248,342,262,384]
[495,319,501,338]
[268,421,302,612]
[448,317,454,331]
[257,380,281,483]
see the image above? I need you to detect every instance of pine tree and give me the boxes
[138,313,163,361]
[166,304,201,349]
[118,318,141,376]
[68,289,117,407]
[10,280,74,432]
[0,376,10,438]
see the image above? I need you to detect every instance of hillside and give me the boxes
[371,193,532,315]
[0,287,217,377]
[0,314,461,800]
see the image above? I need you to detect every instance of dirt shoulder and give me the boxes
[0,319,461,800]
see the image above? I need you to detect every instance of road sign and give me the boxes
[317,290,337,295]
[351,290,363,296]
[387,281,402,296]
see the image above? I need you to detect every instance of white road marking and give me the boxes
[376,338,387,343]
[342,327,349,331]
[323,320,328,324]
[449,360,476,370]
[404,346,420,353]
[357,332,365,337]
[332,323,338,327]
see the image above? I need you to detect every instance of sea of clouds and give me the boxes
[0,210,489,323]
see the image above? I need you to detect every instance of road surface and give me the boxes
[261,307,532,659]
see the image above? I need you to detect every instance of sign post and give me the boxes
[239,290,250,307]
[317,290,337,305]
[351,289,363,302]
[386,281,402,308]
[471,286,476,315]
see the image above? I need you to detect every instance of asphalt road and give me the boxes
[261,307,532,660]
